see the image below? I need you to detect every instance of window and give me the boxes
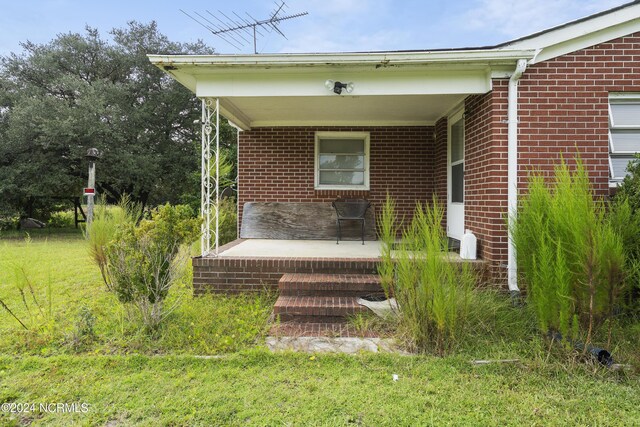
[450,117,464,203]
[315,132,369,190]
[609,95,640,185]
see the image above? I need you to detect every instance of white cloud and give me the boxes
[272,0,406,52]
[463,0,628,39]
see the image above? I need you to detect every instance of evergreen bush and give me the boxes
[511,157,627,347]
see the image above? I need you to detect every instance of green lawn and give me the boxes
[0,230,639,426]
[1,352,639,426]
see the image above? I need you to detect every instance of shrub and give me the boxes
[612,154,640,312]
[101,204,200,332]
[47,210,76,228]
[615,153,640,213]
[87,196,141,287]
[378,195,475,355]
[511,157,627,348]
[0,215,19,231]
[218,197,238,246]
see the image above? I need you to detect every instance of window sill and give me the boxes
[314,185,370,191]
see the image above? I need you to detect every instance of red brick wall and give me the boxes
[465,32,640,276]
[464,81,509,266]
[517,32,640,197]
[237,126,435,231]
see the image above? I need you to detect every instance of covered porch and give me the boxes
[149,48,536,293]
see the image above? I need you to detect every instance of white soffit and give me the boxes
[219,94,467,128]
[500,2,640,63]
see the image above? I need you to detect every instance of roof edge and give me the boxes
[148,49,537,68]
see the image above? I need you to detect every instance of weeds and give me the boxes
[348,312,397,337]
[0,237,54,335]
[86,195,140,289]
[66,306,97,351]
[378,195,476,355]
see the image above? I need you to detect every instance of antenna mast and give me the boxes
[181,1,308,54]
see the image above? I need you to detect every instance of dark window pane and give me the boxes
[319,139,364,154]
[452,163,464,203]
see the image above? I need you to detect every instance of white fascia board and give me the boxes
[502,4,640,63]
[148,49,535,69]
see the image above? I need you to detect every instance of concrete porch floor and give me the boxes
[217,239,383,259]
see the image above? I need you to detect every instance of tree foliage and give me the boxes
[0,22,236,218]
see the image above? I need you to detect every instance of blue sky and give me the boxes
[0,0,630,56]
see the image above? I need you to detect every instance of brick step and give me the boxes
[269,322,379,338]
[278,273,384,297]
[273,296,369,323]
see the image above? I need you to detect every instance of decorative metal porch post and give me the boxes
[201,98,220,257]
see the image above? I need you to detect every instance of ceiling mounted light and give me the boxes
[325,79,354,95]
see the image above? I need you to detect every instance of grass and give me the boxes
[1,352,639,426]
[0,229,274,356]
[0,230,639,426]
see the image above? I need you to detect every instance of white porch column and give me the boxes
[201,98,220,257]
[507,59,528,293]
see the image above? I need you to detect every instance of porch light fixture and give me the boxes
[325,79,354,95]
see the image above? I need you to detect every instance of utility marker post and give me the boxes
[85,148,100,235]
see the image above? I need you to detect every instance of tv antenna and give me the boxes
[181,1,308,54]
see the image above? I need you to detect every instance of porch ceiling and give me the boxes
[219,94,466,128]
[150,49,537,129]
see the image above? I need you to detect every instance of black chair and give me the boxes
[331,198,371,245]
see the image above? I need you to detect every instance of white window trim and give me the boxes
[609,94,640,185]
[314,131,370,191]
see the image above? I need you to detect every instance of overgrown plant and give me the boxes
[100,204,200,332]
[378,194,398,298]
[378,195,475,355]
[66,306,97,351]
[0,265,54,334]
[511,157,627,349]
[87,195,141,288]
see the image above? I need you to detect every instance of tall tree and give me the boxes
[0,22,235,218]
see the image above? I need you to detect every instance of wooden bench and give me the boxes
[240,202,376,241]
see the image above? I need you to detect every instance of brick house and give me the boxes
[150,2,640,300]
